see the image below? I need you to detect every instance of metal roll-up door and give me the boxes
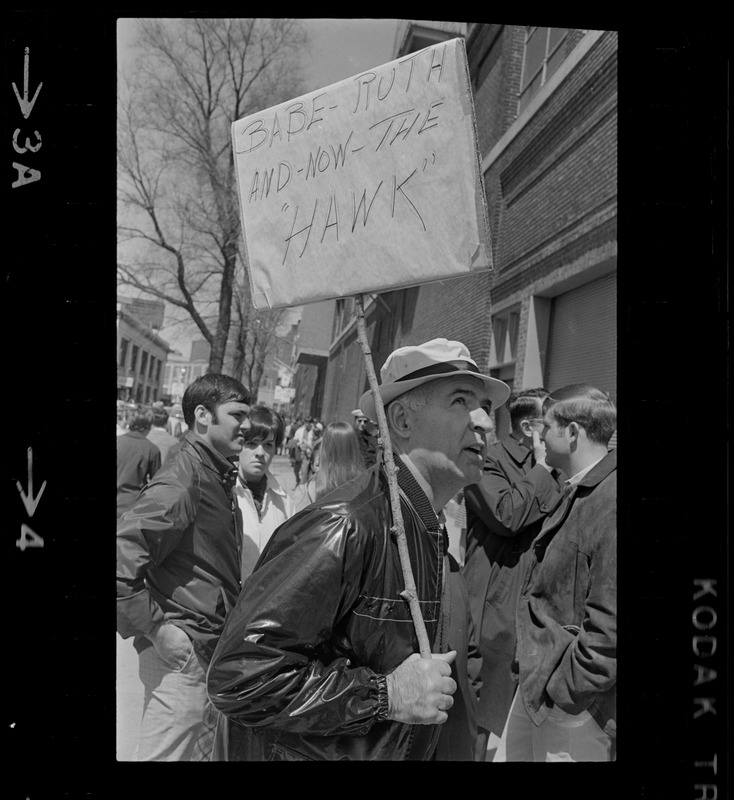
[544,272,617,400]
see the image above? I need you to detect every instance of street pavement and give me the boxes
[116,452,464,759]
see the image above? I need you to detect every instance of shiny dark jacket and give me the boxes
[462,436,564,735]
[207,459,456,761]
[116,431,241,664]
[516,449,616,738]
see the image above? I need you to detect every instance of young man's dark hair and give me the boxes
[128,412,152,433]
[542,384,616,446]
[507,388,549,430]
[149,408,169,428]
[182,374,251,427]
[244,404,285,450]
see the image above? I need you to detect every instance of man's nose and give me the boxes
[471,407,494,433]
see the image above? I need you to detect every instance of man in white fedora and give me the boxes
[207,338,510,761]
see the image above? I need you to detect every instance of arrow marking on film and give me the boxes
[16,447,47,517]
[12,47,43,119]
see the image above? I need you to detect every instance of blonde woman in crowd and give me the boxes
[292,421,365,512]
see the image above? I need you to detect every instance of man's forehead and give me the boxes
[219,400,250,412]
[435,376,491,403]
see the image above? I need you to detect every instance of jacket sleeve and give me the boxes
[464,456,563,537]
[545,504,617,712]
[147,447,162,481]
[207,508,386,737]
[467,603,483,704]
[116,474,197,639]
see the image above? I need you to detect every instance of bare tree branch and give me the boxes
[118,18,309,373]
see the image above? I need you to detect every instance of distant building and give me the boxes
[292,300,336,422]
[162,339,211,403]
[256,331,298,414]
[117,298,174,404]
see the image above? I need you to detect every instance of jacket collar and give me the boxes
[535,447,616,543]
[394,455,441,534]
[236,470,288,498]
[124,430,149,440]
[182,430,239,489]
[500,434,533,467]
[575,447,617,490]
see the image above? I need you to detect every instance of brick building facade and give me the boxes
[320,23,617,441]
[116,298,173,404]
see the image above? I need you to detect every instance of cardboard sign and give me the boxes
[232,37,491,309]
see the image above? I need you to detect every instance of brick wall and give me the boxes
[320,26,617,420]
[490,31,618,286]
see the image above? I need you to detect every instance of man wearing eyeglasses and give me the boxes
[463,388,565,760]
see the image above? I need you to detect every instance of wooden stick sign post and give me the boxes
[353,292,432,657]
[231,38,492,658]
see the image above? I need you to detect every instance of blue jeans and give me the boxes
[135,642,219,761]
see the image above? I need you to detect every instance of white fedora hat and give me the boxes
[359,338,511,422]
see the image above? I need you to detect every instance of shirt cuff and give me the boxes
[374,673,390,721]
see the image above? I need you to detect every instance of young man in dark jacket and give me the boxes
[116,411,161,519]
[462,388,565,758]
[117,374,251,761]
[207,338,510,760]
[494,384,617,762]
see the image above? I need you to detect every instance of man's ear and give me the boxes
[386,400,412,440]
[194,404,211,429]
[567,421,583,450]
[519,419,532,437]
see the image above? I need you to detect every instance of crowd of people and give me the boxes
[116,337,617,762]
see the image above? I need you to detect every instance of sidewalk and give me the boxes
[116,633,144,761]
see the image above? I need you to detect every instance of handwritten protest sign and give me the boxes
[232,37,491,309]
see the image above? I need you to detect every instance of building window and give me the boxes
[148,355,156,379]
[490,307,521,366]
[518,26,569,114]
[140,350,148,376]
[156,360,162,382]
[332,297,355,340]
[131,344,140,374]
[119,337,129,368]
